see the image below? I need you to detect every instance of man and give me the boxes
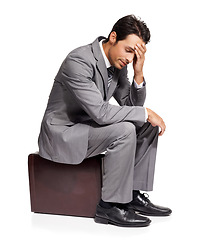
[38,15,172,227]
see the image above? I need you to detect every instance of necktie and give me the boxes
[107,66,114,88]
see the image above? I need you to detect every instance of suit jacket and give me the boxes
[38,37,146,164]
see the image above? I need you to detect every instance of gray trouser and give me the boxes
[85,121,159,204]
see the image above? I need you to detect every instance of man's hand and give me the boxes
[146,108,166,136]
[133,43,147,85]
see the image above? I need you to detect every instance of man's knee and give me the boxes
[137,122,159,138]
[149,123,159,136]
[120,122,136,138]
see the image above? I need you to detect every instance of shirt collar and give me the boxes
[99,39,111,69]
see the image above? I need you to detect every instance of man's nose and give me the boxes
[126,53,135,63]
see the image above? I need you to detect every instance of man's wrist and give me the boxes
[146,108,151,122]
[134,72,144,85]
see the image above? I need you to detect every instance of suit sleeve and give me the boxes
[113,66,146,107]
[60,54,146,126]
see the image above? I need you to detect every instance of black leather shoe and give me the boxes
[127,193,172,217]
[94,204,151,227]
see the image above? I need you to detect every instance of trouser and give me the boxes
[85,121,159,204]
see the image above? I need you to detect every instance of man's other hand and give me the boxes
[146,108,166,136]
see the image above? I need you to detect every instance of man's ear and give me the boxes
[109,31,117,45]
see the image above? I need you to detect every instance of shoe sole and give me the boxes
[94,216,151,227]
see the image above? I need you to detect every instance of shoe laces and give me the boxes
[140,193,150,203]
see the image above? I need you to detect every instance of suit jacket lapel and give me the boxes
[92,37,108,99]
[97,58,108,99]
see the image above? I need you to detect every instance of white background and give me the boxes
[1,0,210,239]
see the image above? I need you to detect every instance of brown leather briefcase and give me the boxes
[28,153,103,218]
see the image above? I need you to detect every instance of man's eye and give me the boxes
[126,49,133,53]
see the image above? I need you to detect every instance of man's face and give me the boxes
[107,33,145,69]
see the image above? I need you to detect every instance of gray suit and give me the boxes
[38,37,159,203]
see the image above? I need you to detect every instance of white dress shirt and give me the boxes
[99,39,148,122]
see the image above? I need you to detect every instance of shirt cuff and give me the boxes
[134,79,144,89]
[144,107,148,122]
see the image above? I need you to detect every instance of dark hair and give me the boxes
[104,15,150,44]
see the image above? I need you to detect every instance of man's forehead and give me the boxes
[123,34,144,47]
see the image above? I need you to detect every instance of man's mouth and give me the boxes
[120,60,127,67]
